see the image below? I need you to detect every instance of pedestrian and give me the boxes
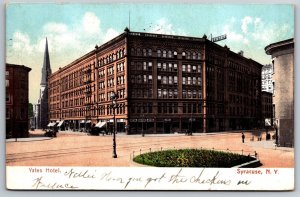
[242,132,245,143]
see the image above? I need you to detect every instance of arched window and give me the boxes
[131,48,135,55]
[163,50,167,58]
[192,52,196,59]
[187,51,191,59]
[182,51,186,59]
[197,52,202,60]
[116,51,119,59]
[157,49,161,57]
[168,50,172,58]
[148,49,152,56]
[174,51,178,57]
[143,49,147,56]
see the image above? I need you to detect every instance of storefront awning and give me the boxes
[95,122,106,128]
[57,120,64,127]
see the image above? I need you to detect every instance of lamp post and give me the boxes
[110,92,118,158]
[141,114,145,137]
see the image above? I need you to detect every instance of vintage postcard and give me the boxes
[5,3,294,190]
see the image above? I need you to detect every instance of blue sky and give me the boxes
[6,3,294,103]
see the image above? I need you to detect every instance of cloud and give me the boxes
[241,16,253,34]
[103,28,120,43]
[43,22,68,34]
[11,31,34,54]
[82,12,101,35]
[7,11,120,103]
[149,18,186,36]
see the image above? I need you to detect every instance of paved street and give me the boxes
[6,130,294,167]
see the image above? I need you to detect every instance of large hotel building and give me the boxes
[49,28,263,134]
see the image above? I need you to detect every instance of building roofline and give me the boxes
[265,38,294,55]
[51,28,265,76]
[6,63,32,71]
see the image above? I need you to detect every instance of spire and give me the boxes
[40,37,52,86]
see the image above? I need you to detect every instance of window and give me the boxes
[163,50,167,58]
[182,65,186,72]
[183,90,187,98]
[174,64,178,71]
[158,89,162,98]
[148,49,152,56]
[157,63,161,70]
[192,52,196,59]
[169,89,173,98]
[163,63,167,71]
[197,52,201,60]
[187,65,191,72]
[174,76,178,84]
[188,90,192,98]
[187,52,191,59]
[187,77,191,85]
[168,50,172,58]
[193,77,196,85]
[158,75,161,85]
[6,71,9,76]
[183,77,186,85]
[174,51,178,57]
[149,75,153,83]
[157,49,161,57]
[6,80,9,87]
[192,65,197,72]
[169,76,173,84]
[182,51,186,59]
[143,49,147,56]
[197,77,202,85]
[131,48,135,55]
[148,62,152,70]
[143,62,147,70]
[163,76,167,84]
[174,89,178,98]
[137,48,141,56]
[193,90,197,98]
[168,63,172,71]
[163,89,167,98]
[198,65,202,73]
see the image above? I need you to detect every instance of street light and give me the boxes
[141,114,145,137]
[110,91,118,158]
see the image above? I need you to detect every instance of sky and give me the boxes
[6,3,294,104]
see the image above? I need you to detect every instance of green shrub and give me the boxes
[133,149,255,167]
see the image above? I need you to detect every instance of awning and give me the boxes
[86,120,91,123]
[57,120,64,127]
[47,122,56,127]
[95,122,106,128]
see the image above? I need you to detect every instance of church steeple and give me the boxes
[40,37,52,86]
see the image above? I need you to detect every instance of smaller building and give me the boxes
[6,63,31,138]
[261,64,273,93]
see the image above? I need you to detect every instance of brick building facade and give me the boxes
[49,28,263,134]
[6,63,31,138]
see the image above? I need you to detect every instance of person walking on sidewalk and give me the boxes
[242,132,245,143]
